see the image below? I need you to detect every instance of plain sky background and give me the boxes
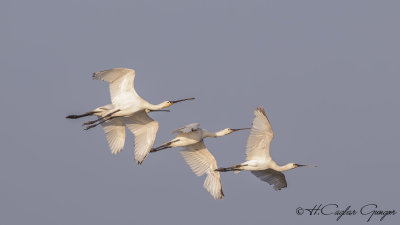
[1,1,399,224]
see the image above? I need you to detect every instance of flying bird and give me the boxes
[66,68,194,164]
[151,123,249,199]
[216,107,315,190]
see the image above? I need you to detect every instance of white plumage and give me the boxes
[217,106,315,190]
[151,123,250,199]
[180,141,223,199]
[66,68,194,164]
[101,117,126,155]
[172,123,200,134]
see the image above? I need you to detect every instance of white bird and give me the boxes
[216,107,315,190]
[151,123,250,199]
[66,68,194,164]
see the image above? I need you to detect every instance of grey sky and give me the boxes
[1,0,399,224]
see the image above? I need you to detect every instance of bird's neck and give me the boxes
[145,102,169,110]
[203,130,225,138]
[273,163,294,172]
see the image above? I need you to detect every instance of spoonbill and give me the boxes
[151,123,250,199]
[216,107,315,190]
[66,68,194,164]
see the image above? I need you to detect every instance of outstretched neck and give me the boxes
[272,163,294,172]
[203,130,227,138]
[215,129,229,137]
[144,101,169,110]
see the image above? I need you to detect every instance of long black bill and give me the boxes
[170,97,195,104]
[231,128,251,132]
[294,164,317,167]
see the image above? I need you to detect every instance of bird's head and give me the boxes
[290,163,317,170]
[160,101,173,109]
[221,127,251,135]
[161,98,195,109]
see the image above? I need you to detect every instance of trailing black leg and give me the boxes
[84,116,120,130]
[82,109,121,127]
[215,167,235,172]
[150,140,180,153]
[215,164,244,172]
[150,146,170,153]
[147,109,170,112]
[66,111,95,119]
[83,118,101,126]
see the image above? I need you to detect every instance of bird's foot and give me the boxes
[66,111,95,119]
[84,124,98,130]
[66,114,80,119]
[82,120,97,126]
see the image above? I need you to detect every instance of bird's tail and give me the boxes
[66,111,95,119]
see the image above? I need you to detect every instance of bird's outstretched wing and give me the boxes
[172,123,200,134]
[101,118,126,154]
[92,68,139,104]
[246,106,274,161]
[122,110,159,164]
[180,141,224,200]
[251,169,287,191]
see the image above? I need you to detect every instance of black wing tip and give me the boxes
[92,69,110,79]
[137,157,144,165]
[137,154,149,165]
[214,189,224,200]
[274,184,288,191]
[92,71,100,79]
[256,106,267,117]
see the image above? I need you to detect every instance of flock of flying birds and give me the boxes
[66,67,315,200]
